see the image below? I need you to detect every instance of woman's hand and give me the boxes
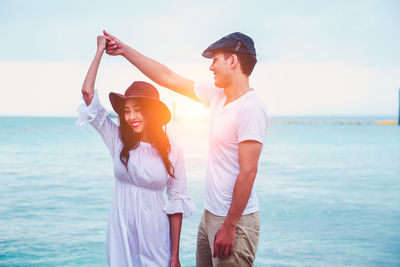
[170,256,181,267]
[97,35,110,53]
[103,30,126,56]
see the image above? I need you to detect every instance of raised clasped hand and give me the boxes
[97,35,110,52]
[213,224,236,259]
[103,30,125,56]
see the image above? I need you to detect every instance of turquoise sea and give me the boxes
[0,116,399,266]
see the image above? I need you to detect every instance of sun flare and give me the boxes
[170,100,209,121]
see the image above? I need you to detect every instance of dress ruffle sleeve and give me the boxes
[164,144,196,218]
[76,90,119,157]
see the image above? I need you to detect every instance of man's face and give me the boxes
[209,52,232,88]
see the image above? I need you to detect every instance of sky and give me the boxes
[1,0,399,117]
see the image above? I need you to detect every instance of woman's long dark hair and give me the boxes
[118,99,175,178]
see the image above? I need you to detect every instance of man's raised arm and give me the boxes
[103,30,198,101]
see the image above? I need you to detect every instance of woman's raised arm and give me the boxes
[81,35,110,105]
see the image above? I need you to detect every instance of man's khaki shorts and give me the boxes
[196,210,260,267]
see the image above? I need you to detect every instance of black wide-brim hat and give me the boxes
[109,81,171,125]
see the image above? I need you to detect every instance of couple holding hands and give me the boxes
[77,30,268,267]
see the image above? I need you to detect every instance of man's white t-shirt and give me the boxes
[194,81,269,216]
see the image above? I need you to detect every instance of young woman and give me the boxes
[76,35,196,267]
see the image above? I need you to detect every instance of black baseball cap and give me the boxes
[202,32,256,58]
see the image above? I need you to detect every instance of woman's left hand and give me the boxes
[97,35,110,52]
[170,256,181,267]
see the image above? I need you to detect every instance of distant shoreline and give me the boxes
[1,115,398,126]
[0,115,397,120]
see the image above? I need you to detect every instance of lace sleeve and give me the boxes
[164,144,196,218]
[76,90,119,157]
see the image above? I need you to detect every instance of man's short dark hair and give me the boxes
[224,52,257,76]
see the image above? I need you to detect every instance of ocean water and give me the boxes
[0,116,399,267]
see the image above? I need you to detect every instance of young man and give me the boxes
[104,30,268,266]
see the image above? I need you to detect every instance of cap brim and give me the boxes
[202,50,214,58]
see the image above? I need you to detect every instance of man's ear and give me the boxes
[230,54,239,69]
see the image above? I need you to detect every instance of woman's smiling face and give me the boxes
[123,99,146,135]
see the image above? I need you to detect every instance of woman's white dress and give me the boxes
[76,91,196,267]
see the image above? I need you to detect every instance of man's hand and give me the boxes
[213,224,236,258]
[103,30,126,56]
[170,256,181,267]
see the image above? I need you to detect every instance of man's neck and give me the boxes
[223,76,251,105]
